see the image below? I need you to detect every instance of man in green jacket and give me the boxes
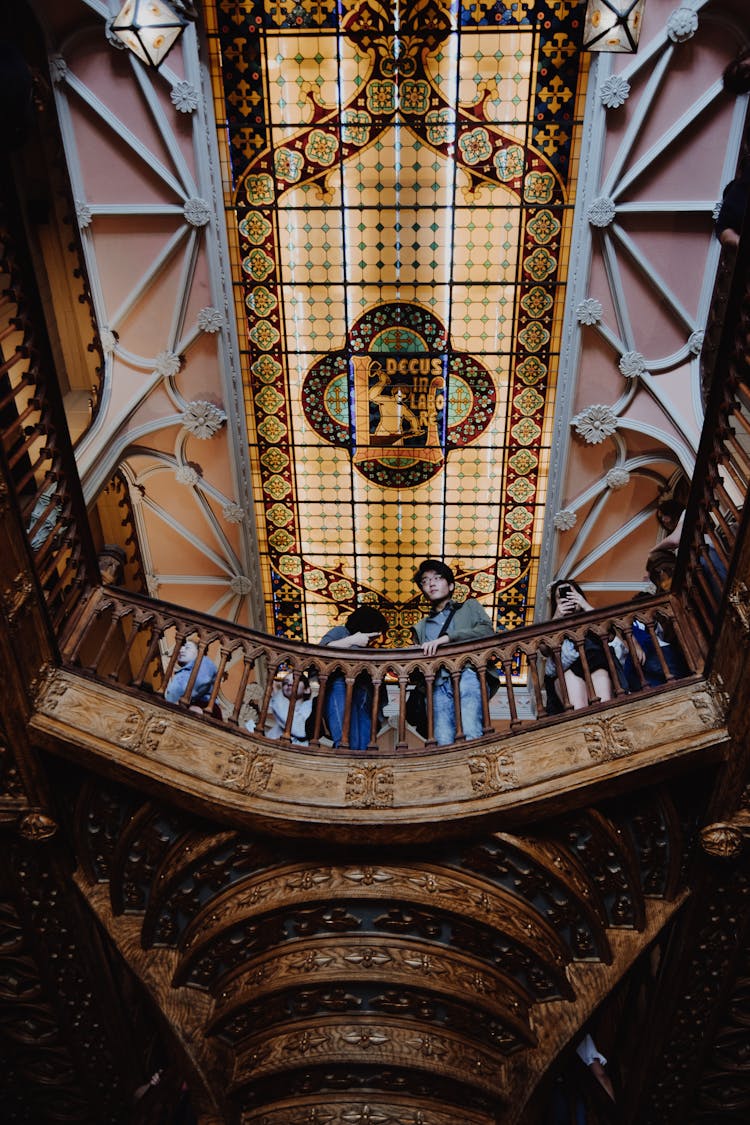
[412,559,495,744]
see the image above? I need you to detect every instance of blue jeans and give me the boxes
[433,667,484,746]
[324,673,373,751]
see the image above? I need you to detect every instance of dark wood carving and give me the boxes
[68,776,695,1123]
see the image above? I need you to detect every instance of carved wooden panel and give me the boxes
[32,670,728,843]
[70,776,695,1123]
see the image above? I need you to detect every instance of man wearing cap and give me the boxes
[412,559,495,745]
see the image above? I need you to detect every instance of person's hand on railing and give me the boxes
[322,629,382,649]
[420,633,451,657]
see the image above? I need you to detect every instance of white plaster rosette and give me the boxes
[618,351,647,379]
[154,350,182,378]
[197,307,224,333]
[171,81,198,113]
[554,509,577,531]
[600,75,630,109]
[688,330,704,355]
[588,197,616,228]
[175,465,200,485]
[571,404,619,444]
[576,298,603,326]
[183,198,211,227]
[606,468,630,490]
[182,401,226,439]
[222,503,246,524]
[666,7,698,42]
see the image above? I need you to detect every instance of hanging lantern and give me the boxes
[110,0,192,68]
[583,0,647,53]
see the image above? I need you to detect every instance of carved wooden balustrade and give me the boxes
[677,230,750,658]
[0,179,99,635]
[60,583,703,756]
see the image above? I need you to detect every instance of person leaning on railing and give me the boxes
[263,671,315,743]
[542,580,614,713]
[715,46,750,251]
[164,639,218,713]
[319,605,389,750]
[412,559,497,745]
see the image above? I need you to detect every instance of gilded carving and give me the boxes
[700,822,744,858]
[19,809,58,841]
[468,752,516,795]
[290,949,336,972]
[243,1104,488,1124]
[340,1029,390,1049]
[692,675,729,727]
[286,869,333,893]
[288,1029,332,1054]
[221,748,274,793]
[142,716,168,754]
[28,661,53,702]
[582,715,633,761]
[0,574,34,628]
[37,675,69,713]
[240,1023,504,1088]
[119,708,147,749]
[342,867,394,887]
[728,578,750,632]
[345,765,394,808]
[0,746,24,801]
[343,946,393,970]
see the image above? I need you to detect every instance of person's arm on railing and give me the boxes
[322,629,382,649]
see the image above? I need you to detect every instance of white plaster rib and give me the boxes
[600,49,673,199]
[610,223,695,332]
[131,60,198,196]
[108,226,190,332]
[168,228,202,351]
[600,230,636,349]
[613,81,724,201]
[64,72,188,200]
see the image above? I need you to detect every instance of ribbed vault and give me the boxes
[72,776,695,1122]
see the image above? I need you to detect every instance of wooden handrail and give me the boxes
[60,584,701,756]
[675,220,750,662]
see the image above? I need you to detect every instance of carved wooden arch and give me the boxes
[71,777,695,1123]
[32,669,728,844]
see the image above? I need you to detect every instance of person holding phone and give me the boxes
[319,605,389,750]
[543,580,613,713]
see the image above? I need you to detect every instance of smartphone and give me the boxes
[558,584,572,599]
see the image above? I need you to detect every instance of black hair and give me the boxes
[345,605,388,634]
[283,670,311,695]
[723,46,750,95]
[414,559,455,588]
[100,543,127,562]
[550,578,585,609]
[646,547,677,580]
[657,499,684,525]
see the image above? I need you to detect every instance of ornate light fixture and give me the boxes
[583,0,646,53]
[110,1,197,68]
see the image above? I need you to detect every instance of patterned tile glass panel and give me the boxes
[206,0,588,643]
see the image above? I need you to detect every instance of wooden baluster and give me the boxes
[229,649,254,726]
[602,625,627,698]
[423,670,436,747]
[526,647,546,716]
[395,672,409,751]
[368,669,383,752]
[550,645,572,711]
[501,657,519,729]
[449,665,464,742]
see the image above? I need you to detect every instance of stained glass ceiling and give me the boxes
[206,0,589,643]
